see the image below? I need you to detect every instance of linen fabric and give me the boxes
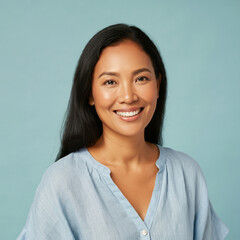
[17,145,229,240]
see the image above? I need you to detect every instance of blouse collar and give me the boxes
[81,144,166,175]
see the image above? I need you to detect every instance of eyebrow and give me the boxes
[98,68,152,79]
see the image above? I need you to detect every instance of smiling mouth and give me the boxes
[114,108,144,117]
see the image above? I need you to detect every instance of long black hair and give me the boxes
[56,23,167,161]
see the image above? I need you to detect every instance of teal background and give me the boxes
[0,0,239,239]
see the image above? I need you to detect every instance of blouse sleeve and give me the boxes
[16,165,75,240]
[193,166,229,240]
[207,201,229,240]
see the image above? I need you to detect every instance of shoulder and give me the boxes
[161,146,206,184]
[163,147,199,167]
[161,146,210,206]
[38,148,92,192]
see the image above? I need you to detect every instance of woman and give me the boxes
[17,24,229,239]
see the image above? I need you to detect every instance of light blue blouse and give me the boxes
[17,145,229,240]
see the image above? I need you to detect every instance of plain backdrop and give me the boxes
[0,0,239,239]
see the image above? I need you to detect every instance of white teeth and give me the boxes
[116,109,141,117]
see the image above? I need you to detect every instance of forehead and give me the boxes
[93,40,154,75]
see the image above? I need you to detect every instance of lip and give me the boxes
[114,107,143,112]
[114,107,144,122]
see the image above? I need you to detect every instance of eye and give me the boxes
[104,80,116,85]
[136,76,149,82]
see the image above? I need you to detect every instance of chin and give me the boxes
[113,126,146,138]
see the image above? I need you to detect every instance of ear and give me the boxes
[89,95,95,106]
[157,74,161,98]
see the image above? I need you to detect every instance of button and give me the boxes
[141,229,148,236]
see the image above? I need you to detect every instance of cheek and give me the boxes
[139,84,158,103]
[92,87,116,107]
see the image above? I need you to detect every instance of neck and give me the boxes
[90,130,154,169]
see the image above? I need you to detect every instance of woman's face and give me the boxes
[90,40,160,138]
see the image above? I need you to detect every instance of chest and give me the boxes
[109,166,159,221]
[72,165,193,240]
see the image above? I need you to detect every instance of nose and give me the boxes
[117,82,138,104]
